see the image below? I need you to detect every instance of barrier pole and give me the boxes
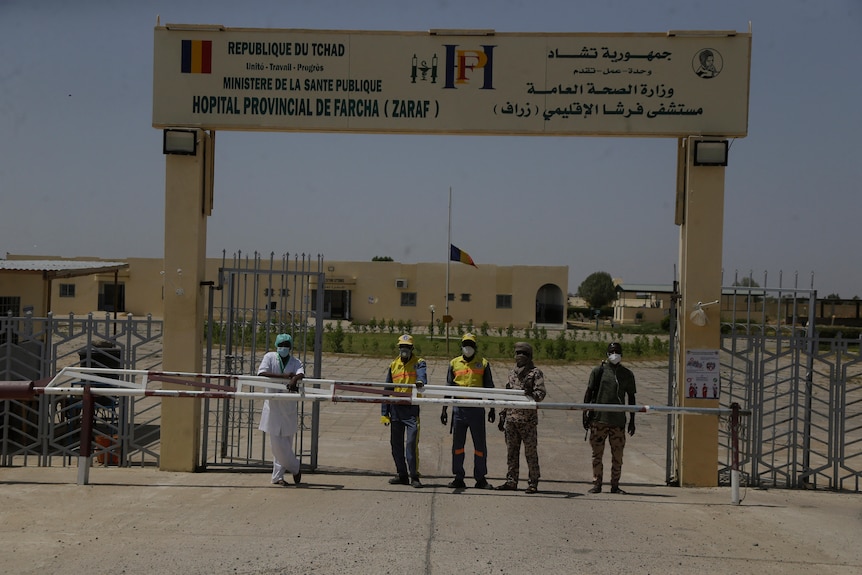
[77,385,94,486]
[731,402,740,505]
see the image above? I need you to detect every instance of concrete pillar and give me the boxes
[676,137,725,487]
[160,129,211,472]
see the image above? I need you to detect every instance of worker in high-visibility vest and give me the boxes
[441,333,496,489]
[381,334,426,488]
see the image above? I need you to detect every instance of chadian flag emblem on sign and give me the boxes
[181,40,212,74]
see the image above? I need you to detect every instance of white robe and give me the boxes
[257,352,304,436]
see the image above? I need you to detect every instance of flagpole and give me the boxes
[446,186,452,357]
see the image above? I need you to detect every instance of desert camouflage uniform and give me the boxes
[501,362,546,488]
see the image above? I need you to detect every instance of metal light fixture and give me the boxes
[163,129,197,155]
[693,140,728,166]
[429,304,436,339]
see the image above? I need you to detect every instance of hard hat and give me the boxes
[461,333,477,347]
[607,341,622,354]
[275,333,293,347]
[397,334,414,347]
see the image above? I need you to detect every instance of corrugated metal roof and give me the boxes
[616,283,674,293]
[0,260,128,278]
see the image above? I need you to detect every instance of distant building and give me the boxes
[1,255,568,329]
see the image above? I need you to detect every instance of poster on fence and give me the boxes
[685,349,720,400]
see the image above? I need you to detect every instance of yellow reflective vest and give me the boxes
[389,356,424,393]
[449,356,490,388]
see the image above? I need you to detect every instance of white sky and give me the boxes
[2,0,860,297]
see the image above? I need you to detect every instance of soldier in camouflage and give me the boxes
[584,341,637,494]
[496,342,547,494]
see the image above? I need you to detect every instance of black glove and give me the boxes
[582,410,594,430]
[487,408,496,423]
[440,407,448,425]
[627,419,636,436]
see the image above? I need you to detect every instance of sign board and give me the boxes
[684,349,720,400]
[153,26,750,137]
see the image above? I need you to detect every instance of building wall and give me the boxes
[2,256,568,329]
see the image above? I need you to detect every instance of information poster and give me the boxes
[685,349,720,400]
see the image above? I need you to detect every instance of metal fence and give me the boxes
[1,312,163,467]
[714,285,862,491]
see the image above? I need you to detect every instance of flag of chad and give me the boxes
[450,244,478,268]
[181,40,212,74]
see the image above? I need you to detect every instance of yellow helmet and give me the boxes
[397,334,414,347]
[461,333,477,347]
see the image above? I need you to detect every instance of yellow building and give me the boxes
[1,255,568,329]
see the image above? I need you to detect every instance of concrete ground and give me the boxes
[2,355,860,574]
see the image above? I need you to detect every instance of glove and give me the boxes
[487,408,496,423]
[497,412,505,432]
[627,419,636,436]
[582,410,594,430]
[380,415,391,426]
[440,407,448,425]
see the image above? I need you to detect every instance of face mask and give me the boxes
[277,347,291,358]
[462,346,475,359]
[400,348,412,361]
[515,354,529,367]
[608,353,622,365]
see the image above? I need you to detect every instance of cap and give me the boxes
[461,333,477,347]
[397,334,414,347]
[514,341,533,358]
[607,341,622,354]
[275,333,293,348]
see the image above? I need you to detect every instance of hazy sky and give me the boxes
[2,1,860,297]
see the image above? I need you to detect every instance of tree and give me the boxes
[577,271,616,309]
[371,256,393,261]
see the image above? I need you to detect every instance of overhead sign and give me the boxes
[153,26,750,137]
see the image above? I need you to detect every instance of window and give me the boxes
[496,294,512,309]
[400,292,417,307]
[447,293,455,301]
[59,284,76,297]
[0,296,20,316]
[264,288,289,296]
[98,282,125,313]
[460,293,471,302]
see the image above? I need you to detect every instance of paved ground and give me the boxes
[2,355,860,574]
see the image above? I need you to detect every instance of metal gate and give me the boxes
[201,251,324,470]
[667,278,862,491]
[1,312,163,467]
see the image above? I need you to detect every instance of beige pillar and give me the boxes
[676,137,725,487]
[160,129,212,472]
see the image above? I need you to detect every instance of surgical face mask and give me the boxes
[277,347,291,358]
[462,346,475,359]
[399,348,412,361]
[608,353,622,365]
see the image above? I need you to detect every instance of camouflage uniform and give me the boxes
[500,344,547,491]
[586,361,636,490]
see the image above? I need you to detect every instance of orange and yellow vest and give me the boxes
[450,356,489,389]
[389,356,424,393]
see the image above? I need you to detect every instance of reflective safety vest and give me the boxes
[389,356,424,393]
[450,356,489,388]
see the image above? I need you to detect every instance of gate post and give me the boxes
[675,136,726,487]
[160,128,212,472]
